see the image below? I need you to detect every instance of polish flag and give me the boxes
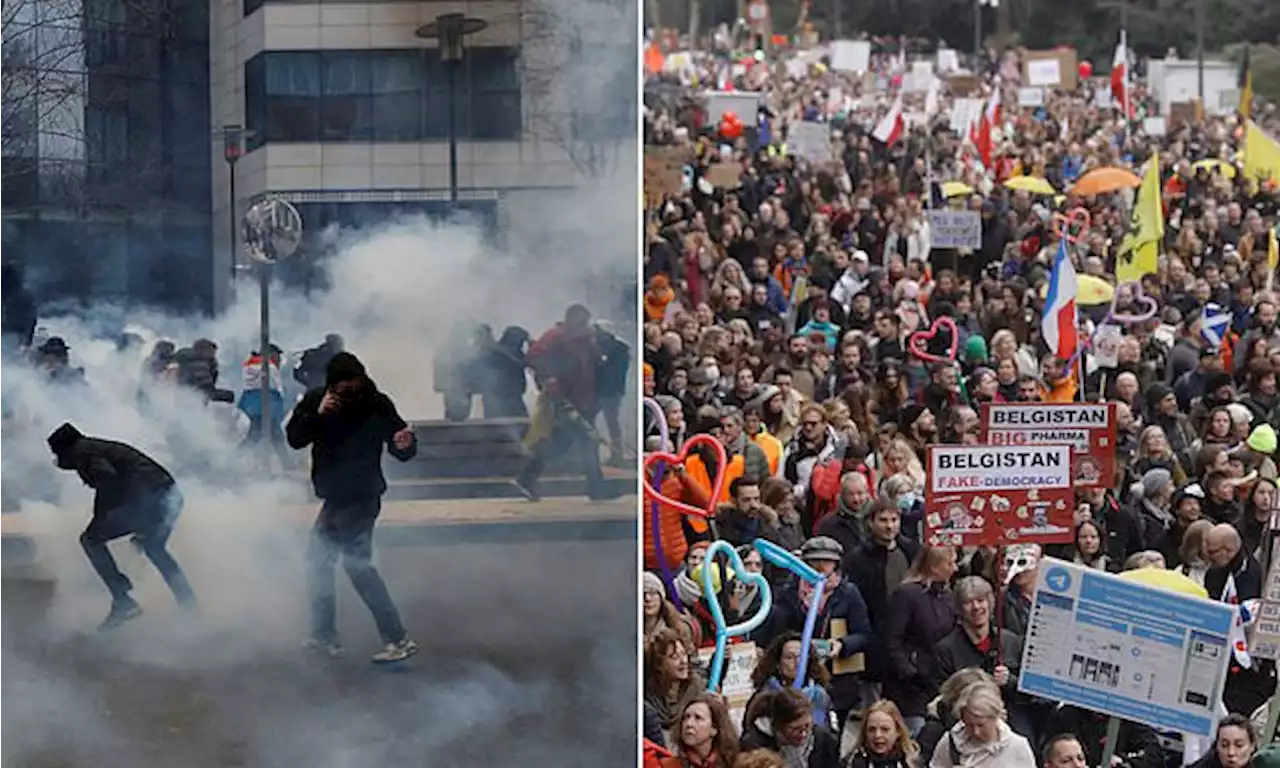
[1111,31,1128,117]
[872,93,904,146]
[1042,239,1079,361]
[971,81,1002,169]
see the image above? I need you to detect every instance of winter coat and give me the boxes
[845,536,920,676]
[47,424,175,523]
[927,721,1035,767]
[596,332,631,400]
[883,581,957,717]
[846,748,924,768]
[285,383,416,508]
[739,717,842,768]
[1044,705,1164,768]
[526,322,601,414]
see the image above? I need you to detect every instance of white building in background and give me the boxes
[208,0,635,311]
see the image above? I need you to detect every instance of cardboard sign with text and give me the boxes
[644,146,686,208]
[980,403,1116,487]
[1022,49,1078,91]
[698,642,757,726]
[925,444,1075,547]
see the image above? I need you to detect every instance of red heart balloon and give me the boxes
[908,316,959,364]
[643,434,729,519]
[1051,207,1092,244]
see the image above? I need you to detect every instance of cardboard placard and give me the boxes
[707,163,742,189]
[788,121,834,164]
[1251,560,1280,661]
[698,642,757,726]
[830,39,871,73]
[829,618,867,675]
[979,403,1117,487]
[928,210,982,248]
[644,146,686,208]
[1092,324,1122,368]
[948,73,979,97]
[1143,116,1168,137]
[925,444,1075,547]
[937,49,960,74]
[1022,49,1078,91]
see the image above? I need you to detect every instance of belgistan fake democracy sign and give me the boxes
[925,444,1074,547]
[979,403,1116,487]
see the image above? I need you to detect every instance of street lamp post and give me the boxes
[415,13,487,207]
[221,125,245,301]
[241,198,303,469]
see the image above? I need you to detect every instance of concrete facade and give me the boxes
[207,0,632,311]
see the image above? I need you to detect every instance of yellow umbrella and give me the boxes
[1037,275,1114,306]
[1119,566,1209,598]
[1004,176,1056,196]
[941,181,974,198]
[1192,159,1237,179]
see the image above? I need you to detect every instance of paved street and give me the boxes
[2,500,637,767]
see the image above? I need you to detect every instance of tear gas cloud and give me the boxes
[1,0,638,761]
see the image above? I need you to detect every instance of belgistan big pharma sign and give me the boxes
[925,444,1075,547]
[979,403,1116,487]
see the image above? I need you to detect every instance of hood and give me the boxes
[47,422,83,467]
[325,352,369,389]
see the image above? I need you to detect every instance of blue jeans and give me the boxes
[80,485,197,608]
[306,499,406,645]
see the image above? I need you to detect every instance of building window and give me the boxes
[244,48,521,146]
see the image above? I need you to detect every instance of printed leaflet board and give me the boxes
[1019,558,1235,737]
[1248,560,1280,661]
[924,444,1074,547]
[980,402,1117,487]
[928,210,981,248]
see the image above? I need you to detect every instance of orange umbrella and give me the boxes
[1070,167,1142,196]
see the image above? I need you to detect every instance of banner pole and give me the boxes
[1099,716,1122,767]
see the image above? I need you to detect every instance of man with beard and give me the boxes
[1144,383,1197,459]
[746,282,784,337]
[764,334,816,400]
[1038,354,1077,403]
[871,309,904,363]
[46,423,197,630]
[918,361,962,418]
[714,477,783,548]
[897,402,937,463]
[516,304,611,502]
[1187,370,1235,435]
[782,404,844,532]
[815,473,874,559]
[286,352,420,663]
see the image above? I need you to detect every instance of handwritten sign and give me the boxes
[928,210,982,249]
[1018,87,1045,107]
[830,40,870,73]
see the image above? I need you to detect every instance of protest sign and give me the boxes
[1092,324,1122,368]
[830,40,870,73]
[928,210,982,248]
[788,121,834,164]
[924,444,1074,547]
[949,98,984,135]
[699,642,757,726]
[980,403,1117,487]
[706,163,742,189]
[644,147,685,208]
[1249,561,1280,661]
[1017,87,1045,107]
[947,73,979,96]
[704,92,764,126]
[1023,49,1078,91]
[936,49,959,74]
[1143,117,1167,137]
[1019,558,1235,737]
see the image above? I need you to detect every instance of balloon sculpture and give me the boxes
[643,397,682,609]
[719,111,744,140]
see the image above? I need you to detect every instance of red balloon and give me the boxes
[1078,60,1093,79]
[720,117,744,140]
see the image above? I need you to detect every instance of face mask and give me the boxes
[897,493,917,511]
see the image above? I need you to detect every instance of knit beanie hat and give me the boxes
[1248,424,1278,455]
[642,571,664,597]
[964,335,989,363]
[1145,383,1174,409]
[1137,468,1172,499]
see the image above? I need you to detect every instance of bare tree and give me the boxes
[519,0,637,181]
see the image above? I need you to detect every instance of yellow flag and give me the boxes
[1116,151,1164,284]
[1270,228,1279,273]
[1243,120,1280,186]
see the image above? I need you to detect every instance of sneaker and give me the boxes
[513,479,541,502]
[304,637,346,659]
[371,637,419,664]
[97,601,143,632]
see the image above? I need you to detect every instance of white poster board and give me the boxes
[949,98,984,135]
[1027,58,1062,87]
[912,60,934,78]
[785,58,808,79]
[704,92,764,126]
[788,121,834,164]
[928,210,982,248]
[1092,324,1122,368]
[1143,117,1167,137]
[1248,561,1280,661]
[830,40,871,73]
[1018,558,1235,737]
[1018,87,1045,107]
[1093,85,1113,109]
[699,642,758,726]
[937,49,960,74]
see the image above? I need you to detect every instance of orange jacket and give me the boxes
[686,453,745,516]
[1041,371,1079,403]
[644,471,708,570]
[752,431,783,476]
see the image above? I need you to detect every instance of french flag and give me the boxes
[1042,240,1079,361]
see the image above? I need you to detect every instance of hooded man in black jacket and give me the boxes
[47,423,197,630]
[285,352,419,664]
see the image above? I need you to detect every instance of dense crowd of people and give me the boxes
[642,32,1280,768]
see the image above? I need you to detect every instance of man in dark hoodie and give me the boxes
[46,423,197,630]
[285,352,419,664]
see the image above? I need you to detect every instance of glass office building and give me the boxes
[1,0,213,313]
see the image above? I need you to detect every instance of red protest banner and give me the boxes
[925,444,1075,547]
[979,402,1116,488]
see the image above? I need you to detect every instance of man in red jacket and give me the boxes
[516,305,612,501]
